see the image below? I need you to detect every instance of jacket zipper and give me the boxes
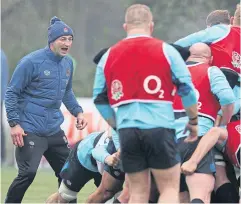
[58,62,61,99]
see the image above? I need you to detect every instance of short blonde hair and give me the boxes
[206,10,230,26]
[125,4,153,27]
[233,4,240,26]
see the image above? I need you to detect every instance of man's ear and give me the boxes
[230,16,234,25]
[123,23,127,32]
[150,21,154,34]
[209,56,213,65]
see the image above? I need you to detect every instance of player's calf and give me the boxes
[151,163,181,203]
[186,173,215,203]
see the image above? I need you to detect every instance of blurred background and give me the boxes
[1,0,238,97]
[1,0,239,202]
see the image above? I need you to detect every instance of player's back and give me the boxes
[174,62,235,139]
[211,26,241,73]
[77,131,107,172]
[104,36,176,130]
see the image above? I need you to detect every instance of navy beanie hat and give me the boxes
[48,16,73,44]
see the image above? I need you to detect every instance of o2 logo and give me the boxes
[195,89,202,110]
[143,75,164,98]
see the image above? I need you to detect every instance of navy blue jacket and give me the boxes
[1,49,9,101]
[5,47,83,136]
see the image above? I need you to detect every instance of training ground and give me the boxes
[1,167,96,203]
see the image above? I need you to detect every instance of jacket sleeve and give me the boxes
[1,50,9,101]
[62,59,83,117]
[5,58,34,123]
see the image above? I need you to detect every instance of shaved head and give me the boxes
[188,43,213,64]
[189,43,211,58]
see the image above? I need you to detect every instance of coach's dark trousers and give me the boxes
[5,130,70,203]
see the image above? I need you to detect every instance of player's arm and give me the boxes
[181,127,228,175]
[232,85,241,115]
[208,66,235,126]
[182,67,235,174]
[92,143,119,167]
[5,58,34,124]
[164,44,198,122]
[92,143,110,164]
[93,49,116,129]
[174,26,225,47]
[164,43,198,141]
[218,84,240,118]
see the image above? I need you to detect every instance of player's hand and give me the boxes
[183,122,198,143]
[10,125,27,147]
[181,160,197,175]
[116,148,121,158]
[105,152,119,167]
[76,113,88,130]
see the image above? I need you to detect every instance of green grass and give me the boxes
[1,167,96,203]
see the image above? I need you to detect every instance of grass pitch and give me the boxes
[1,167,96,203]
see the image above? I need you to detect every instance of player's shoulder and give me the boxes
[207,66,223,76]
[206,24,230,42]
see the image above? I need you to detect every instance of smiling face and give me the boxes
[50,35,73,56]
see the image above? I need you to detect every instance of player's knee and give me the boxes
[28,173,36,183]
[19,169,37,183]
[58,182,78,202]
